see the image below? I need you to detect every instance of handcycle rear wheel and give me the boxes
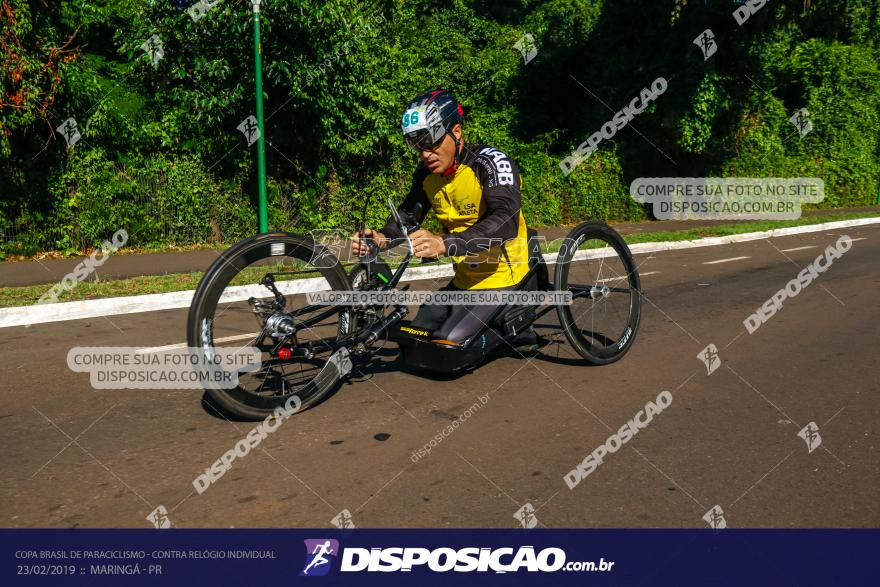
[186,232,355,420]
[554,222,641,365]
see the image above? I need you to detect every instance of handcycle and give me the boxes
[186,195,642,419]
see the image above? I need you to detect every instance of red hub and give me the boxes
[276,347,292,360]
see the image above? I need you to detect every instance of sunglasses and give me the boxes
[405,131,447,153]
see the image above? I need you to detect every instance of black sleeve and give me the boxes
[382,164,431,242]
[442,149,521,257]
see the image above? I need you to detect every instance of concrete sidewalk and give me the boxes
[1,205,877,288]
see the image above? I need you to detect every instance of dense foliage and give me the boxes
[2,0,878,255]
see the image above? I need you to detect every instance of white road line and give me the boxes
[848,237,868,242]
[702,256,751,265]
[3,216,879,328]
[779,245,816,252]
[135,333,260,354]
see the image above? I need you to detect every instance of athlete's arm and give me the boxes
[442,149,521,256]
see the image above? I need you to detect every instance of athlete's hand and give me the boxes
[410,229,446,258]
[351,228,387,256]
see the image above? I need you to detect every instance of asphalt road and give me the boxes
[1,224,878,528]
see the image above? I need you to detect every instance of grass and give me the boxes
[0,271,208,308]
[0,261,329,308]
[0,241,229,263]
[1,211,876,308]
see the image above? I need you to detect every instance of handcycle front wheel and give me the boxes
[554,221,642,365]
[186,232,355,420]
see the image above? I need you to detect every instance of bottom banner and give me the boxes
[3,529,876,585]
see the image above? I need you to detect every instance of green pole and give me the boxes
[252,0,268,233]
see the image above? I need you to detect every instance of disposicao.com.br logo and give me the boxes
[300,542,613,575]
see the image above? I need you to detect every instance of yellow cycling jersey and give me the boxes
[384,143,531,290]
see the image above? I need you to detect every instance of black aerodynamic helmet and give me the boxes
[400,90,464,151]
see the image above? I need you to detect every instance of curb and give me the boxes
[2,216,877,328]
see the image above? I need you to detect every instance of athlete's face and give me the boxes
[419,124,462,174]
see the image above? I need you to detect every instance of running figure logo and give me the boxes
[797,422,822,453]
[237,115,261,147]
[702,505,727,530]
[56,117,81,148]
[513,503,539,529]
[145,505,171,529]
[693,29,717,60]
[698,343,721,376]
[139,34,164,67]
[300,539,339,577]
[789,108,813,138]
[513,33,538,64]
[330,509,356,529]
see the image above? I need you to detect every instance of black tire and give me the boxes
[554,222,641,365]
[186,232,353,419]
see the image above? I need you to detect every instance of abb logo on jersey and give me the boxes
[479,148,515,186]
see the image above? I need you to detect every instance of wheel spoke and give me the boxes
[554,225,641,364]
[188,235,353,417]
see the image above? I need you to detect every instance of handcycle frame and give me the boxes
[187,193,641,418]
[263,197,631,374]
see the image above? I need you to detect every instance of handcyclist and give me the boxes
[351,90,538,353]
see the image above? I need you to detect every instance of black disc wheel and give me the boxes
[186,232,354,419]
